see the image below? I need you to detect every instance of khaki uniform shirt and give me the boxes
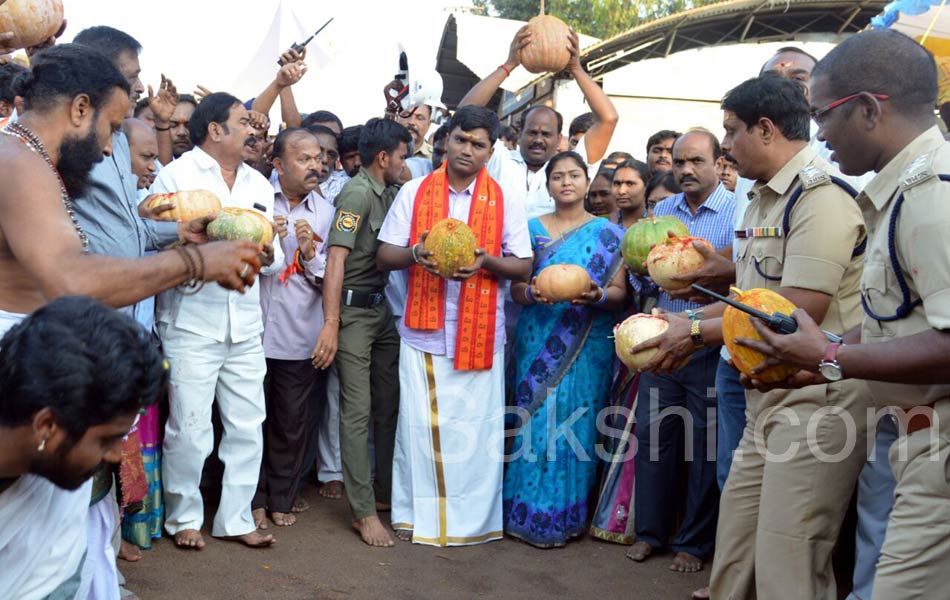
[858,126,950,409]
[328,167,399,292]
[736,145,866,335]
[414,140,433,160]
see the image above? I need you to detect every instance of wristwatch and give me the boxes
[818,342,844,381]
[690,319,705,349]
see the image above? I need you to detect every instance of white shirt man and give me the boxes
[151,145,283,542]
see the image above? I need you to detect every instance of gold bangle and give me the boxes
[690,319,705,349]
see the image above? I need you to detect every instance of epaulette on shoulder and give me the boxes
[899,151,938,192]
[798,164,831,190]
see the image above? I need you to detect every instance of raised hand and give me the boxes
[276,62,308,88]
[193,85,213,103]
[274,215,289,240]
[278,46,307,66]
[147,74,180,123]
[566,29,582,74]
[247,110,270,132]
[295,219,316,261]
[507,25,532,71]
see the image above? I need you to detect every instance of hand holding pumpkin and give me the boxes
[139,195,176,221]
[453,248,487,281]
[259,243,275,268]
[527,277,554,305]
[570,281,604,306]
[664,240,735,302]
[178,214,215,245]
[505,25,532,71]
[734,308,829,374]
[412,231,441,277]
[565,29,582,74]
[197,240,262,293]
[628,311,696,373]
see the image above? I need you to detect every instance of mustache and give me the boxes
[304,170,320,179]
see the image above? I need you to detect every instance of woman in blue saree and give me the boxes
[503,151,627,548]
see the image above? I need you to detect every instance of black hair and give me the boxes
[569,112,595,137]
[72,26,142,64]
[305,124,339,147]
[722,75,810,142]
[545,150,588,184]
[272,127,316,160]
[612,159,650,186]
[760,46,818,75]
[646,170,681,199]
[646,129,681,154]
[338,125,363,155]
[177,94,198,108]
[189,92,240,147]
[812,29,937,112]
[133,97,151,118]
[605,151,634,165]
[519,105,563,134]
[0,61,28,104]
[0,297,165,441]
[593,166,615,182]
[721,152,738,165]
[302,110,343,132]
[677,129,723,160]
[16,44,131,113]
[500,125,518,141]
[446,105,501,145]
[358,117,412,166]
[433,124,449,143]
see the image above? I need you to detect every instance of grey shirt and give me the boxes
[73,131,179,318]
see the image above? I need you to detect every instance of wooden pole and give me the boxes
[540,0,545,16]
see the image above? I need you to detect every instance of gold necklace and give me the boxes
[550,212,592,240]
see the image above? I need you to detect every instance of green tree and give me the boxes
[474,0,717,40]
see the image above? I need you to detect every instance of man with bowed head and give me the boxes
[0,297,167,598]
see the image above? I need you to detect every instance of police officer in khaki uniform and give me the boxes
[312,118,412,547]
[732,30,950,600]
[630,75,869,599]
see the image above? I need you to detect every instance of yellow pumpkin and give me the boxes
[646,235,712,291]
[206,208,274,246]
[535,263,591,302]
[144,190,222,223]
[613,313,668,370]
[424,217,477,279]
[519,15,572,74]
[0,0,63,50]
[722,286,799,383]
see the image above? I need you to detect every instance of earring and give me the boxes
[37,438,46,452]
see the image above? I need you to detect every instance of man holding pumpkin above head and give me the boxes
[375,104,532,547]
[149,92,284,551]
[630,74,870,599]
[310,118,409,548]
[457,21,618,220]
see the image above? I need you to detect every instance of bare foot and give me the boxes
[220,531,276,548]
[692,586,710,599]
[352,515,394,547]
[118,539,142,562]
[292,496,310,513]
[626,540,653,562]
[271,511,296,527]
[394,529,412,542]
[375,501,391,512]
[319,481,343,500]
[173,529,205,550]
[670,552,703,573]
[252,507,268,530]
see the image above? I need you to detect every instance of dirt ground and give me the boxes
[122,481,709,600]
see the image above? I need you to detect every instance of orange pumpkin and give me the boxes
[613,313,669,370]
[722,286,799,383]
[535,264,591,302]
[0,0,63,50]
[646,235,712,291]
[144,190,222,223]
[519,15,572,74]
[206,207,274,246]
[424,217,477,279]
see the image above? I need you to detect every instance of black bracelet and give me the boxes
[155,125,171,131]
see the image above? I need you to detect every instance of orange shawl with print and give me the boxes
[405,166,504,371]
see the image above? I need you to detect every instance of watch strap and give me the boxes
[822,342,842,364]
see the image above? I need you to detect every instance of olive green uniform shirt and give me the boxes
[328,167,399,292]
[858,126,950,410]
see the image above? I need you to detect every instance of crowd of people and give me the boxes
[0,12,948,600]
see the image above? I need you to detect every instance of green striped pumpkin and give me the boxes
[621,213,689,275]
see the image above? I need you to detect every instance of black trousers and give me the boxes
[253,358,323,513]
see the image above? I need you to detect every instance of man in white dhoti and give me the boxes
[0,297,166,600]
[377,105,532,546]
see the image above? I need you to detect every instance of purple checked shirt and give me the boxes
[260,178,336,360]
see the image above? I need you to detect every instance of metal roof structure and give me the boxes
[435,0,888,108]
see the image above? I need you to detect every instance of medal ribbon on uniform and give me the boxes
[406,166,503,371]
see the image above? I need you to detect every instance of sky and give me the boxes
[58,0,474,126]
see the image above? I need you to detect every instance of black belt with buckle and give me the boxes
[342,288,386,309]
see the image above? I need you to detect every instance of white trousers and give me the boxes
[317,365,343,482]
[161,325,266,537]
[391,342,505,547]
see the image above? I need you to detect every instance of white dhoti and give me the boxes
[77,490,120,600]
[391,342,505,547]
[160,324,266,537]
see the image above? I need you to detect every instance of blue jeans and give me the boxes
[848,417,898,600]
[715,359,746,490]
[634,346,719,558]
